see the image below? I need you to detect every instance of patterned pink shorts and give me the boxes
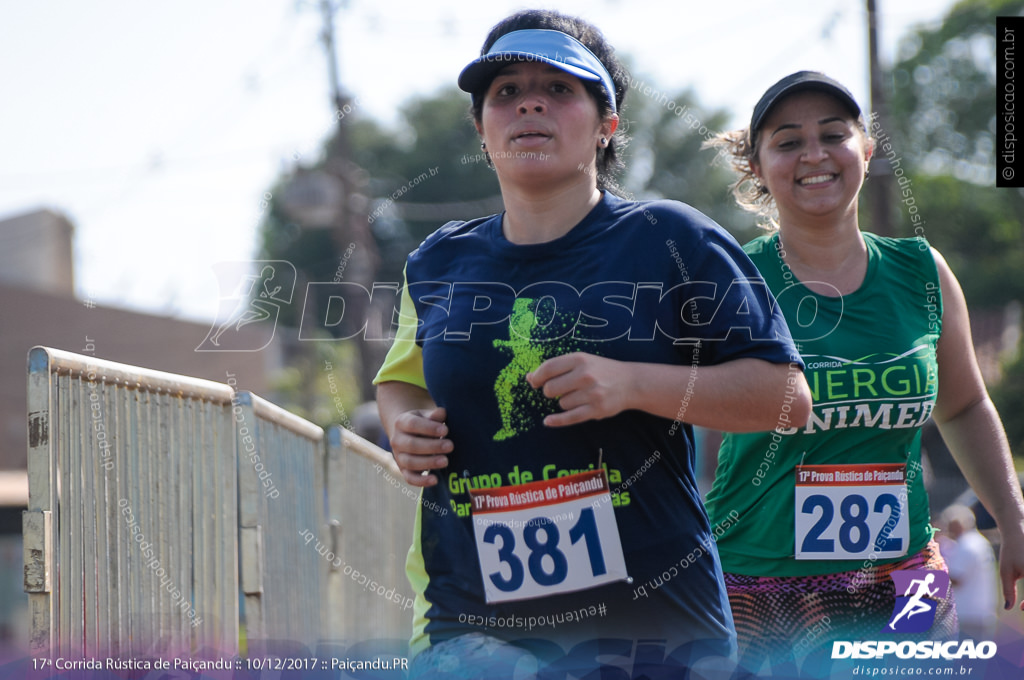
[725,540,958,663]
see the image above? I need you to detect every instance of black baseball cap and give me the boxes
[750,71,861,141]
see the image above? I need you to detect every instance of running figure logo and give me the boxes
[493,298,545,441]
[196,261,296,352]
[884,569,950,634]
[491,297,580,441]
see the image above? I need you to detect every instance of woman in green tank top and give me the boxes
[704,72,1024,674]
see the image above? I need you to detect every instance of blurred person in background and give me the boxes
[940,504,998,641]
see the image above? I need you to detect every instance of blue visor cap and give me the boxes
[458,29,617,113]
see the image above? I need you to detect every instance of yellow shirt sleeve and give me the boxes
[373,270,427,389]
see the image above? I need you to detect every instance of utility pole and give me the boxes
[320,0,352,155]
[321,0,344,110]
[866,0,894,236]
[316,0,381,403]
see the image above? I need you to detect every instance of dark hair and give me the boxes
[468,9,629,192]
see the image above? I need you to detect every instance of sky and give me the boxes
[1,0,959,323]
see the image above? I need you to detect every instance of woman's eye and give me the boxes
[495,83,517,96]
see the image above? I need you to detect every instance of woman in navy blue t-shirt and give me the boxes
[375,9,812,678]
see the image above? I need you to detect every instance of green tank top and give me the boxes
[705,232,942,577]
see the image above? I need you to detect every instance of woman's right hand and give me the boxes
[388,406,452,488]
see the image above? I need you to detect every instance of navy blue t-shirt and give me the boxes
[378,192,801,659]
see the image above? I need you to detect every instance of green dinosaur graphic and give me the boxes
[493,297,546,441]
[490,296,598,441]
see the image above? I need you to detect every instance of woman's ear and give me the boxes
[864,134,876,164]
[750,155,763,183]
[602,113,619,140]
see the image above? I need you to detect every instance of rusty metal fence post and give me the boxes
[326,425,417,642]
[233,391,324,647]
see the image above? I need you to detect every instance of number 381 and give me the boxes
[484,507,606,592]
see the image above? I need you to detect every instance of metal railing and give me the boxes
[24,347,417,657]
[234,390,325,647]
[24,346,238,658]
[325,426,417,642]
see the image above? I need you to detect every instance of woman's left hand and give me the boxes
[527,352,632,427]
[998,525,1024,610]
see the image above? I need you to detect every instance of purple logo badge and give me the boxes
[884,569,950,634]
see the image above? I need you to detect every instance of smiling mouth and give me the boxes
[799,173,837,186]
